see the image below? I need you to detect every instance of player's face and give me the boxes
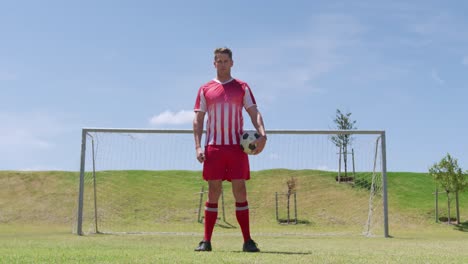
[214,53,233,74]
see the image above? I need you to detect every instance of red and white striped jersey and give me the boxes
[194,78,256,146]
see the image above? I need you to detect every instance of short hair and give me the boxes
[214,47,233,60]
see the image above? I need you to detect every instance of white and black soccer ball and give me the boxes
[240,131,260,155]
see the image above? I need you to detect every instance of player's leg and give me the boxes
[207,179,223,203]
[195,180,222,251]
[232,180,259,252]
[231,179,247,202]
[232,180,249,241]
[196,145,226,250]
[226,146,259,252]
[206,179,222,241]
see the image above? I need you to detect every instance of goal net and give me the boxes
[74,129,388,237]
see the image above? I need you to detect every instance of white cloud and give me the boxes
[149,110,194,126]
[235,13,366,106]
[0,112,64,149]
[462,56,468,65]
[408,12,468,43]
[316,165,338,172]
[431,69,445,85]
[0,111,73,170]
[1,129,52,149]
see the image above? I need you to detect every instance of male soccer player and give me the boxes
[193,47,267,252]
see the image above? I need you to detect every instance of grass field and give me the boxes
[1,170,468,263]
[1,225,468,263]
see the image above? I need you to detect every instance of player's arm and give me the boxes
[193,111,206,163]
[246,106,267,155]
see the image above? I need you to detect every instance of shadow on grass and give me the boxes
[277,219,312,225]
[199,218,237,229]
[232,251,312,255]
[453,221,468,232]
[216,221,237,229]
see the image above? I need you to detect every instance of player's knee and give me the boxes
[233,190,247,202]
[207,188,222,202]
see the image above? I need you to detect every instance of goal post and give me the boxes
[75,128,389,237]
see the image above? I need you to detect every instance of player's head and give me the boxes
[213,47,233,74]
[214,47,232,60]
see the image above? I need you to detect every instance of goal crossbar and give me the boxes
[80,127,385,135]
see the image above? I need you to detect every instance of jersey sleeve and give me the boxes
[243,84,257,110]
[194,86,207,112]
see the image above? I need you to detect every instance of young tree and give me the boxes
[429,153,467,224]
[330,109,357,179]
[286,177,297,224]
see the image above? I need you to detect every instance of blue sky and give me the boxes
[1,0,467,172]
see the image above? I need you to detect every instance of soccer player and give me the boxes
[193,47,267,252]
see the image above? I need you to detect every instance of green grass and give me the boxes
[1,170,468,263]
[387,172,468,227]
[1,225,468,263]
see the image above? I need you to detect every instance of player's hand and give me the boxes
[196,147,205,163]
[252,135,267,155]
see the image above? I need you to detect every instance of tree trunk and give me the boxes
[338,146,342,182]
[343,145,348,177]
[287,193,291,224]
[447,192,451,224]
[435,187,439,223]
[456,191,460,225]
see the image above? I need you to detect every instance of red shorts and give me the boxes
[203,145,250,181]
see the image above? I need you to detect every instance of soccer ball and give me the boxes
[240,131,260,154]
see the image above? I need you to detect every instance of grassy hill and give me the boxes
[0,171,77,225]
[0,170,467,235]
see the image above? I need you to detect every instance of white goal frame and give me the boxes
[76,128,389,237]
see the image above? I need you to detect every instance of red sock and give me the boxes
[204,202,218,242]
[235,201,251,242]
